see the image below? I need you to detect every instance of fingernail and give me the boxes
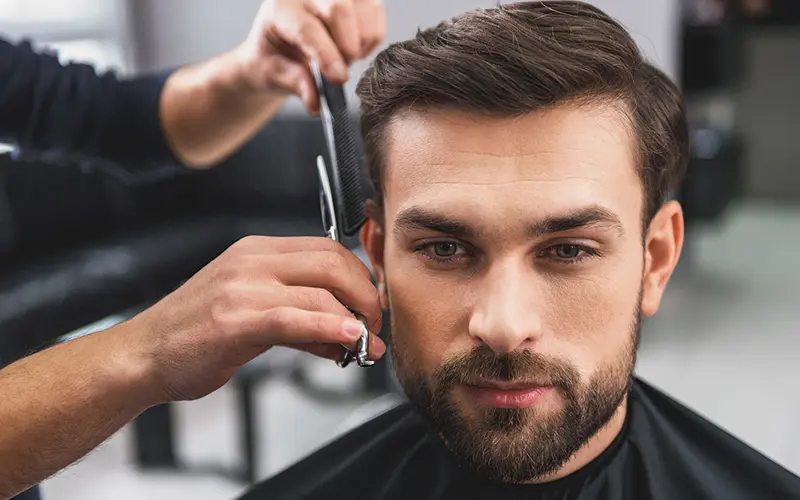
[343,319,364,340]
[330,62,347,81]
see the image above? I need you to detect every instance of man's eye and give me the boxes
[432,242,459,257]
[417,241,469,263]
[543,244,598,263]
[554,244,582,260]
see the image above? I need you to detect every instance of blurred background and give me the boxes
[0,0,798,498]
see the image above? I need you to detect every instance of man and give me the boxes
[236,2,800,499]
[0,1,386,499]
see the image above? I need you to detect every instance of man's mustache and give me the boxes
[433,346,579,392]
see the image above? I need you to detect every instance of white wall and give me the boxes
[134,0,263,71]
[589,0,679,79]
[134,0,680,112]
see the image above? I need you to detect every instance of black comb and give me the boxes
[311,65,374,238]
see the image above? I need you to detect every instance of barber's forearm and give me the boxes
[159,49,287,169]
[0,323,157,499]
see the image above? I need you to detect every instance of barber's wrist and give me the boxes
[98,319,166,410]
[203,45,281,99]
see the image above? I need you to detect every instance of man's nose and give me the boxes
[467,261,543,353]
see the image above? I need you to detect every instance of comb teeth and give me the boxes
[329,106,370,236]
[312,64,374,238]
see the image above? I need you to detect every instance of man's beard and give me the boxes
[390,299,641,484]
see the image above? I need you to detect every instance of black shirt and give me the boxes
[240,378,800,500]
[0,35,181,500]
[0,36,180,172]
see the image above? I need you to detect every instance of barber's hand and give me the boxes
[234,0,386,114]
[127,236,385,403]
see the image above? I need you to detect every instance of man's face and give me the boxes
[361,104,680,483]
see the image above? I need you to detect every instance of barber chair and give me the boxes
[0,113,394,485]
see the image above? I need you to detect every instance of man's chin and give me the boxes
[437,419,566,483]
[426,392,585,483]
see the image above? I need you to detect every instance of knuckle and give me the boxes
[325,0,353,19]
[239,234,261,245]
[313,313,328,334]
[368,29,384,46]
[223,238,252,260]
[209,299,238,336]
[309,288,336,312]
[266,306,293,331]
[233,235,258,250]
[296,19,319,44]
[236,235,274,252]
[315,236,339,253]
[214,260,246,287]
[213,281,240,310]
[357,260,374,282]
[320,251,348,278]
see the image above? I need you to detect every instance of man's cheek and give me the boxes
[388,274,462,366]
[544,271,638,360]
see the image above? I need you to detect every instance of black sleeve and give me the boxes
[0,36,184,173]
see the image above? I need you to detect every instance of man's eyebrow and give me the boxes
[392,207,477,239]
[528,205,624,237]
[392,205,625,239]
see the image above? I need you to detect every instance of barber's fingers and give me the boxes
[257,54,319,113]
[264,252,382,334]
[237,307,387,358]
[284,334,386,361]
[231,237,375,298]
[219,282,383,356]
[236,236,360,262]
[279,8,348,83]
[231,283,352,317]
[355,0,385,58]
[308,0,361,65]
[221,236,381,333]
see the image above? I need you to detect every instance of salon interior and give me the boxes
[0,0,798,498]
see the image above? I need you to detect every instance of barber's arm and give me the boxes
[0,236,385,500]
[0,0,385,169]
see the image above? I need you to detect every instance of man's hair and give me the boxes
[356,1,689,225]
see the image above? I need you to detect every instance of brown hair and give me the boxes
[356,1,689,226]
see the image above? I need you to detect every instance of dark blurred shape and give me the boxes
[682,21,745,92]
[681,0,745,92]
[678,130,744,222]
[742,0,800,26]
[678,0,746,229]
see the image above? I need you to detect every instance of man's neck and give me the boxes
[527,395,629,484]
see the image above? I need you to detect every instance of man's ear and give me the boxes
[361,217,387,308]
[641,200,684,317]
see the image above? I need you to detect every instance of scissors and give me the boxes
[315,154,374,368]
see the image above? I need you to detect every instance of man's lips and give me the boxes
[463,381,553,408]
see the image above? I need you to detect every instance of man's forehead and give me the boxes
[380,105,641,220]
